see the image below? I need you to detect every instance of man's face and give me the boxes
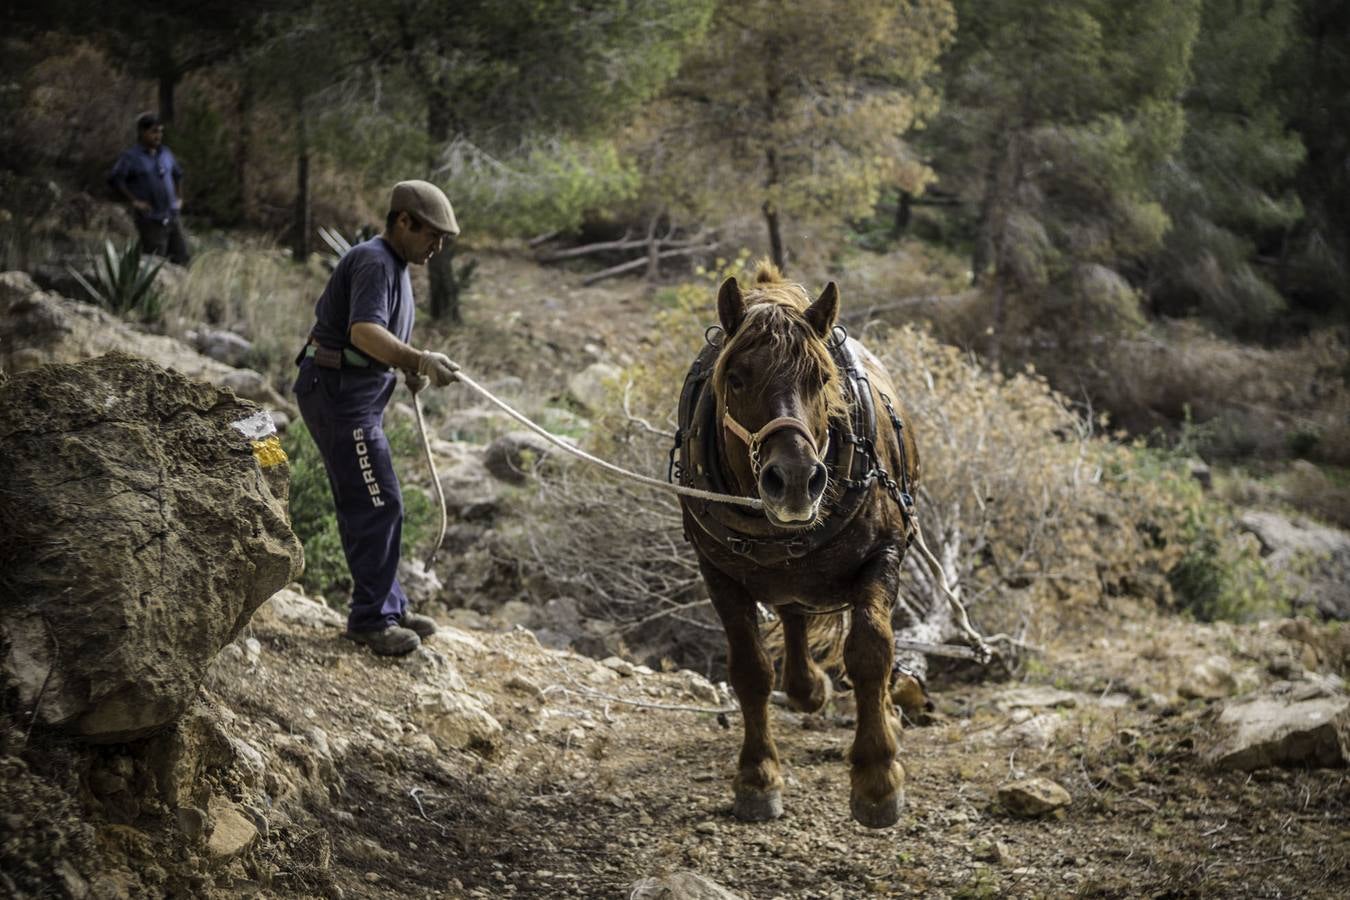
[396,214,450,265]
[140,125,164,150]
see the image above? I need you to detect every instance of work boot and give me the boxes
[398,611,438,639]
[345,624,420,657]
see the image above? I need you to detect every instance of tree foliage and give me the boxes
[1150,0,1304,333]
[929,0,1200,361]
[652,0,956,268]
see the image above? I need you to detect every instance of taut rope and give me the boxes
[448,368,765,510]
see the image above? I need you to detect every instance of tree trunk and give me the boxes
[291,102,311,262]
[426,78,459,322]
[235,70,255,224]
[763,201,785,271]
[158,71,177,125]
[892,190,913,237]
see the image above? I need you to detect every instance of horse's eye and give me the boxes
[727,372,745,393]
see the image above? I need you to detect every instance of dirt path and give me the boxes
[204,599,1349,899]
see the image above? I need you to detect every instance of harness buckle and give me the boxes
[727,536,755,556]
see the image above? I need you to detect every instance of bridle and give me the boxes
[720,412,829,481]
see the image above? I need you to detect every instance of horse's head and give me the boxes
[711,263,847,528]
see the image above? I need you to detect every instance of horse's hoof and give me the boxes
[733,790,783,822]
[850,790,904,828]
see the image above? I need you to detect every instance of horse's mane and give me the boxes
[713,261,848,422]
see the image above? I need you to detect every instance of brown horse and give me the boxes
[674,262,919,828]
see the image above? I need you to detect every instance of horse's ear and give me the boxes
[718,277,745,336]
[805,281,839,337]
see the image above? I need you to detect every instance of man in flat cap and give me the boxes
[109,111,190,264]
[293,180,461,656]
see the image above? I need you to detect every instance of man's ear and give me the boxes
[718,277,745,336]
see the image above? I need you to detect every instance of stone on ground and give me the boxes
[629,870,746,900]
[997,778,1072,817]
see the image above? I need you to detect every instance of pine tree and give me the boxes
[1150,0,1304,334]
[929,0,1201,364]
[654,0,956,269]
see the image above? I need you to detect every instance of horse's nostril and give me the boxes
[808,462,828,499]
[760,465,786,500]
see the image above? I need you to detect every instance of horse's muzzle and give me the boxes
[759,459,828,525]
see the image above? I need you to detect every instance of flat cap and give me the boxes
[389,180,459,236]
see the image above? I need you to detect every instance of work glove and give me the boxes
[404,370,429,394]
[417,350,460,387]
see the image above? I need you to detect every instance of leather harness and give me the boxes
[670,328,912,568]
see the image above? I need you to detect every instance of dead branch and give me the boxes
[581,244,719,285]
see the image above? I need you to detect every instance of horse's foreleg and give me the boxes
[779,609,831,714]
[845,548,904,828]
[701,561,783,821]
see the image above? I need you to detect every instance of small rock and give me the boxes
[994,686,1079,710]
[175,806,207,842]
[630,870,745,900]
[1178,655,1237,700]
[602,656,637,677]
[974,840,1015,866]
[205,798,259,860]
[695,820,718,835]
[506,674,545,698]
[997,778,1071,817]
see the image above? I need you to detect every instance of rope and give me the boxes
[410,366,1015,667]
[412,390,448,568]
[448,369,764,510]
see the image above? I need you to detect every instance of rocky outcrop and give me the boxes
[1239,510,1350,621]
[0,272,291,413]
[0,353,303,741]
[1204,679,1350,771]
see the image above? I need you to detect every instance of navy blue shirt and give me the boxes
[310,237,415,354]
[109,144,182,223]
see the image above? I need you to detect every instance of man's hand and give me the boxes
[133,200,151,214]
[404,370,429,394]
[417,351,460,387]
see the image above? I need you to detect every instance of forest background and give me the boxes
[3,0,1348,641]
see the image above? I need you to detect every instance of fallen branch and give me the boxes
[581,244,719,286]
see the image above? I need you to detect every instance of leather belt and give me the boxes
[302,339,376,370]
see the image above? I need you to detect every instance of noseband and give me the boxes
[722,412,828,480]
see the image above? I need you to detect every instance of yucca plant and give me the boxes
[68,239,165,324]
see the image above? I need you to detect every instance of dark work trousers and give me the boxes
[135,214,191,265]
[292,359,409,632]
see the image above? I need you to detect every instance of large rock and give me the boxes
[1238,510,1350,620]
[1204,681,1350,771]
[0,276,292,413]
[567,361,621,414]
[483,430,563,485]
[0,353,303,741]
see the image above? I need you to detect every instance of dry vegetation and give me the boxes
[506,262,1284,676]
